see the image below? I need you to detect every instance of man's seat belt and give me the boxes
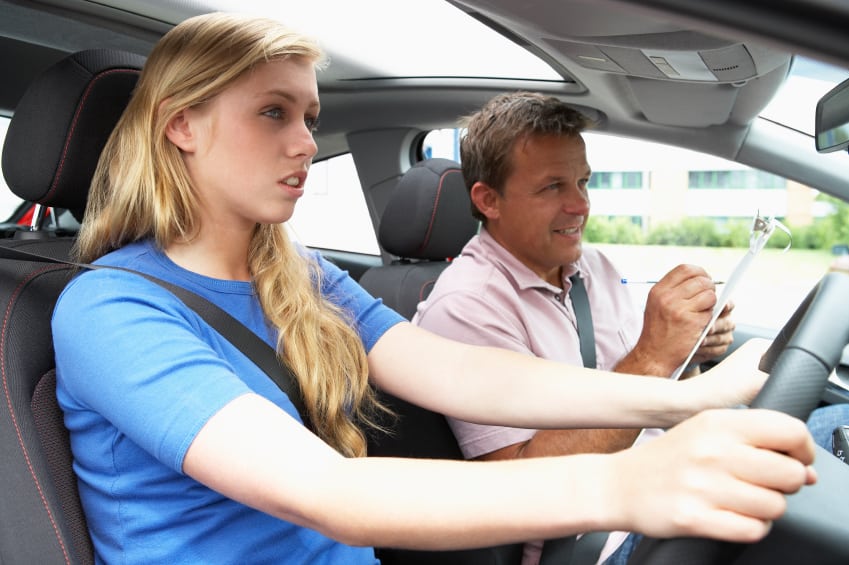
[538,274,609,565]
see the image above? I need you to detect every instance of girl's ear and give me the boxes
[163,105,196,153]
[470,181,501,221]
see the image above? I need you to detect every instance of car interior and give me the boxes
[2,0,849,564]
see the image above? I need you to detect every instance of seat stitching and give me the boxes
[418,279,437,301]
[1,264,74,565]
[416,167,460,255]
[45,68,140,203]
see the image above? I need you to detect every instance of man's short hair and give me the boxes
[459,91,590,222]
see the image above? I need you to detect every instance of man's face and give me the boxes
[479,134,591,286]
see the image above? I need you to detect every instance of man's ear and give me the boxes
[470,181,501,221]
[163,105,196,153]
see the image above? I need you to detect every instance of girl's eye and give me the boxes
[305,116,320,132]
[263,108,284,120]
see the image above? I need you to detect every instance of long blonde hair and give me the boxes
[77,12,388,457]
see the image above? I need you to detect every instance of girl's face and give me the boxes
[173,57,320,232]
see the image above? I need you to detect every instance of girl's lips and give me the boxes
[279,179,305,198]
[281,171,308,188]
[282,174,306,188]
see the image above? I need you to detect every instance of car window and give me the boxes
[424,128,836,330]
[289,131,463,257]
[286,153,380,255]
[584,132,835,330]
[0,116,25,220]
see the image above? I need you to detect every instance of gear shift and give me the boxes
[832,425,849,465]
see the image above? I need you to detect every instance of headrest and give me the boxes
[378,158,479,260]
[1,49,145,217]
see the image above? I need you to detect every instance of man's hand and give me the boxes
[689,301,735,367]
[621,264,718,377]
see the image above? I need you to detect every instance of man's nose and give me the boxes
[561,185,590,214]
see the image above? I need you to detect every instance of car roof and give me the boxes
[2,0,849,200]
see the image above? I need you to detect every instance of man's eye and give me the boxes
[305,117,320,132]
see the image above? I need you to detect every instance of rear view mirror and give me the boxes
[815,77,849,153]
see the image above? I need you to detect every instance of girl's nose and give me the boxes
[291,123,318,158]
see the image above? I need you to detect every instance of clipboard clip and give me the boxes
[750,212,792,253]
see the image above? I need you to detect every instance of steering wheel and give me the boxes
[627,271,849,565]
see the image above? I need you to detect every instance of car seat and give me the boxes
[359,157,480,319]
[0,48,144,564]
[360,160,527,564]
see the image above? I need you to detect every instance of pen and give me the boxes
[620,279,658,284]
[620,278,725,284]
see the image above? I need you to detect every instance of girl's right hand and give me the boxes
[604,408,816,542]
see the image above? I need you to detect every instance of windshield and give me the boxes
[761,56,849,135]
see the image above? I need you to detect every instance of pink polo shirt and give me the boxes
[412,228,652,565]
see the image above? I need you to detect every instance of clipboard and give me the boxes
[670,214,791,380]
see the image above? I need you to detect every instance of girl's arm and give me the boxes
[367,321,767,431]
[183,394,815,549]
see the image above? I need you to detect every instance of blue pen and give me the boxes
[620,278,659,284]
[620,278,724,284]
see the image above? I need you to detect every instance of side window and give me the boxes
[422,128,462,161]
[0,116,25,221]
[286,153,380,255]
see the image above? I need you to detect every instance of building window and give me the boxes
[588,171,643,189]
[621,172,643,189]
[688,170,787,189]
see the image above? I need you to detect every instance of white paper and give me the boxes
[670,215,790,380]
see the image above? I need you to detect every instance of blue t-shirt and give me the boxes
[52,239,404,564]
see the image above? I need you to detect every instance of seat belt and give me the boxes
[538,274,608,565]
[568,273,596,370]
[0,245,310,428]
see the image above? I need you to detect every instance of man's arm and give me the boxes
[415,290,650,459]
[425,264,734,461]
[477,427,641,460]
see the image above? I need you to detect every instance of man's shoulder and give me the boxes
[413,244,523,324]
[428,245,518,301]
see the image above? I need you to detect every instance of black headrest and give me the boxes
[378,158,479,260]
[1,49,145,217]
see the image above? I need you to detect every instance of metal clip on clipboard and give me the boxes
[750,213,792,254]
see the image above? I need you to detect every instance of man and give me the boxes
[411,91,742,564]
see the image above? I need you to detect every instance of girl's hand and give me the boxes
[604,408,816,541]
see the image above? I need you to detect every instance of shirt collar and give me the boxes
[477,227,587,294]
